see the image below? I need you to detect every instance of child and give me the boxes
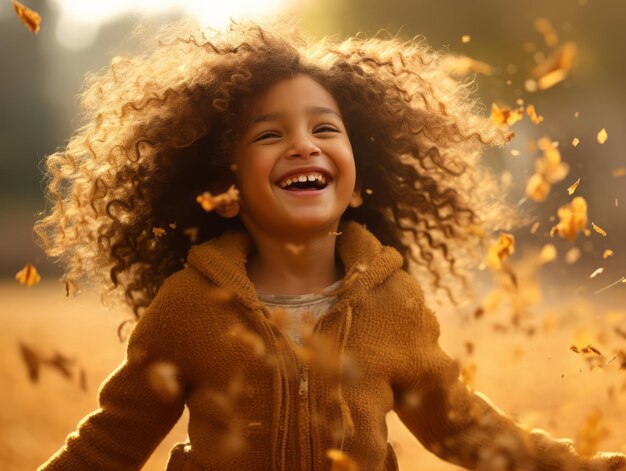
[35,19,625,471]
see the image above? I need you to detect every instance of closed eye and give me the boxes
[314,125,339,133]
[253,132,281,142]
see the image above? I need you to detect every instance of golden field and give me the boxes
[1,280,625,470]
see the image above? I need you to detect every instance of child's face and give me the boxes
[231,74,356,238]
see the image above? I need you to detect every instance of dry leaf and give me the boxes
[589,267,604,279]
[196,185,239,212]
[526,173,551,202]
[550,196,588,242]
[152,227,166,239]
[486,233,515,271]
[168,223,177,229]
[565,247,581,264]
[539,244,557,264]
[591,223,607,237]
[531,42,576,90]
[491,103,524,127]
[602,249,614,259]
[47,351,75,380]
[18,342,40,382]
[597,128,608,144]
[526,104,544,124]
[611,168,626,177]
[567,178,581,195]
[12,0,41,34]
[572,137,580,147]
[15,262,41,286]
[534,17,559,48]
[461,35,471,43]
[530,221,540,234]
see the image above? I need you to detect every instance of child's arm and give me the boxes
[38,277,187,470]
[393,286,625,471]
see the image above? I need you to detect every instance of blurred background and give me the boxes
[1,0,625,470]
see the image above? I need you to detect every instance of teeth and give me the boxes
[278,173,328,188]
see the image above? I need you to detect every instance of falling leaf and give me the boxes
[596,128,608,144]
[365,188,374,195]
[591,223,607,237]
[328,231,342,236]
[531,42,576,90]
[18,342,40,382]
[12,0,41,34]
[539,244,557,264]
[572,137,580,147]
[589,267,604,279]
[486,233,515,271]
[602,249,614,259]
[15,263,41,286]
[168,223,177,229]
[327,449,359,471]
[530,222,540,234]
[152,227,166,239]
[526,174,551,202]
[526,104,544,124]
[196,185,239,212]
[534,17,559,48]
[47,351,75,380]
[490,103,524,127]
[550,196,588,242]
[567,178,581,195]
[461,35,471,43]
[612,168,626,177]
[510,149,521,156]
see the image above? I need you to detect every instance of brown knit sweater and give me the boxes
[39,221,625,471]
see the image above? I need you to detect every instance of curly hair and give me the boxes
[34,18,513,319]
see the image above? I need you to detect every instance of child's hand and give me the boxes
[585,452,626,471]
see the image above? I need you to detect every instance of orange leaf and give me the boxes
[15,262,41,286]
[567,178,581,195]
[591,222,607,237]
[12,0,41,34]
[596,128,608,144]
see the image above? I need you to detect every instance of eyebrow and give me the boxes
[247,106,342,130]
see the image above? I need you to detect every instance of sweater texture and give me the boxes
[38,220,624,471]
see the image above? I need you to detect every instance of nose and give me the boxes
[287,133,321,159]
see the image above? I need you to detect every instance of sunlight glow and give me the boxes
[49,0,291,51]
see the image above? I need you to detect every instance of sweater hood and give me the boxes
[186,220,404,311]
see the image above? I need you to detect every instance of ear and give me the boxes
[348,179,363,208]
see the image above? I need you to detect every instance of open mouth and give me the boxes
[275,173,332,192]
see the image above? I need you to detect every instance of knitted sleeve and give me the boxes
[38,277,187,471]
[393,291,626,471]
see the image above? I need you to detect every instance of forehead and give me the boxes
[245,74,341,119]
